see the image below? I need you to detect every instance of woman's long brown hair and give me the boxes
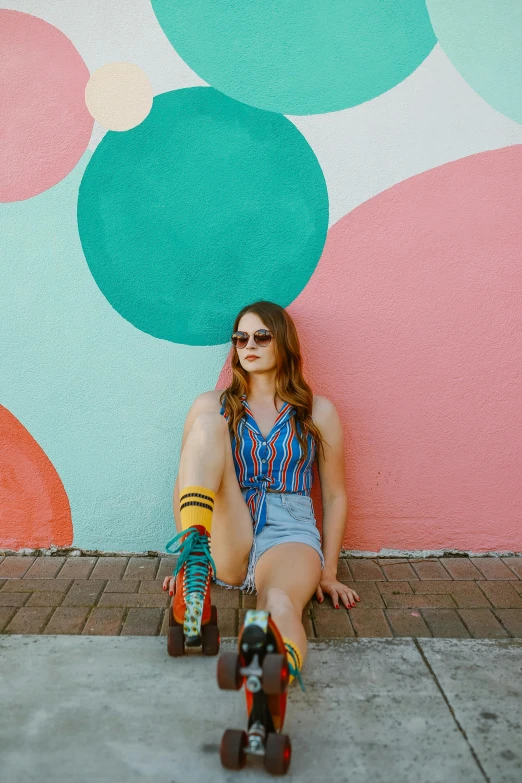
[219,301,327,464]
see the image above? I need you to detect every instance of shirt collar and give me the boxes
[240,394,294,440]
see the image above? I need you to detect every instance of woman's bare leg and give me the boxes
[254,543,322,665]
[163,412,254,590]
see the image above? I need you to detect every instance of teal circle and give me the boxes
[427,1,522,124]
[150,0,436,115]
[77,88,328,345]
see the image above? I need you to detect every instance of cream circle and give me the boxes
[85,62,153,131]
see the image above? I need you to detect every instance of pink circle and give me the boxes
[0,10,93,202]
[217,146,522,553]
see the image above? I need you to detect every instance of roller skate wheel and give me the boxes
[202,622,220,656]
[167,626,185,657]
[262,653,289,695]
[220,728,247,770]
[264,732,292,776]
[217,652,242,690]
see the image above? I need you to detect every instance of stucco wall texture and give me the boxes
[1,2,521,555]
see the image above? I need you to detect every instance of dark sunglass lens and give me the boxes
[232,333,248,348]
[255,331,272,346]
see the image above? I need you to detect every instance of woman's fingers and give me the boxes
[318,584,361,609]
[162,576,175,595]
[335,587,359,609]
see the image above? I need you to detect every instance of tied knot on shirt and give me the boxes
[245,475,275,534]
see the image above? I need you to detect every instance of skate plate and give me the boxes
[217,610,292,775]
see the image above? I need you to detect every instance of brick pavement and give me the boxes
[0,553,521,638]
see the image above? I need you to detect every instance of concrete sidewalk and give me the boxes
[0,635,520,783]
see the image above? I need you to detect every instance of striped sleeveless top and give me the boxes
[219,393,316,535]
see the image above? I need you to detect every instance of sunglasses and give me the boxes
[231,329,273,348]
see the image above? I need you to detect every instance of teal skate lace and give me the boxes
[165,527,216,593]
[284,642,306,692]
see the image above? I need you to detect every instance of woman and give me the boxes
[162,300,359,684]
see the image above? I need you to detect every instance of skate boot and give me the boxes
[165,524,219,657]
[217,609,303,775]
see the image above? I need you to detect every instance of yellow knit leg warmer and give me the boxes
[179,485,216,534]
[282,637,303,686]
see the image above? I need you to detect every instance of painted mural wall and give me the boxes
[1,2,521,555]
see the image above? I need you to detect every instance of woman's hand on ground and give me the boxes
[162,576,176,596]
[316,571,360,609]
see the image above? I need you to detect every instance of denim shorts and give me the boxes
[214,489,325,594]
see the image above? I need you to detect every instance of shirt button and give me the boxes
[261,459,266,463]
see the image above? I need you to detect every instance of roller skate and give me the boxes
[217,609,299,776]
[165,524,219,657]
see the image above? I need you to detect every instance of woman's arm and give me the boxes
[313,396,360,609]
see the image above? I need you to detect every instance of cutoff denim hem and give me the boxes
[213,489,324,594]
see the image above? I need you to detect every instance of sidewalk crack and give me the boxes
[414,638,490,783]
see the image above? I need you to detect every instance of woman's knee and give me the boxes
[261,586,298,615]
[189,412,228,442]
